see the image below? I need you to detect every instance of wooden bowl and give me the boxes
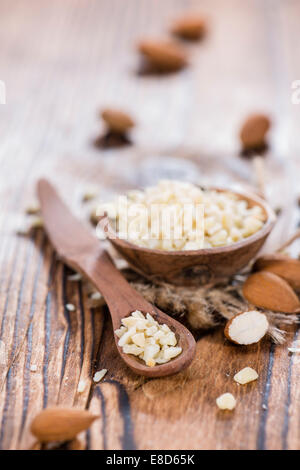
[101,188,276,286]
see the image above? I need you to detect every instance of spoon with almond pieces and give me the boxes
[37,179,196,377]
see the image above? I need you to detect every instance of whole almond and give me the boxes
[253,254,300,290]
[243,271,300,313]
[171,13,206,40]
[138,39,187,71]
[240,113,271,149]
[30,407,98,442]
[101,108,134,134]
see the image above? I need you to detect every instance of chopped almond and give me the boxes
[225,310,269,345]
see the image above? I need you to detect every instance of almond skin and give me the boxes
[253,254,300,290]
[30,407,98,442]
[171,13,206,40]
[240,113,271,149]
[138,39,187,71]
[101,108,135,134]
[243,271,300,313]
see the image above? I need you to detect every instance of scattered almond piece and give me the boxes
[25,204,40,215]
[101,108,135,134]
[30,364,37,372]
[93,369,107,383]
[30,407,98,442]
[65,303,76,312]
[30,217,44,229]
[243,271,300,313]
[225,310,269,345]
[288,347,300,353]
[89,292,102,300]
[82,189,98,203]
[253,254,300,290]
[90,207,100,226]
[216,393,236,410]
[138,39,187,72]
[234,367,258,385]
[240,113,271,150]
[171,13,206,40]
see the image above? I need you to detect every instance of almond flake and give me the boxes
[101,108,134,134]
[138,39,187,72]
[240,113,271,150]
[77,380,86,393]
[116,310,182,367]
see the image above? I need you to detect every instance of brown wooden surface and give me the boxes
[105,189,276,285]
[0,0,299,450]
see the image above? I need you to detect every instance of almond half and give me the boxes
[101,108,135,134]
[171,13,206,40]
[243,271,300,313]
[138,39,187,71]
[253,254,300,290]
[239,113,271,150]
[30,407,99,442]
[225,310,269,345]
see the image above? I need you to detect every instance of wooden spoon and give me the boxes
[37,179,196,377]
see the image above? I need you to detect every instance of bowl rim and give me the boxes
[102,186,276,256]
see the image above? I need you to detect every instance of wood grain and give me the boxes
[0,0,299,450]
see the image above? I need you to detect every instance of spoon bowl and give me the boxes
[102,187,276,285]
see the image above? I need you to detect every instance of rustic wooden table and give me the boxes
[0,0,299,450]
